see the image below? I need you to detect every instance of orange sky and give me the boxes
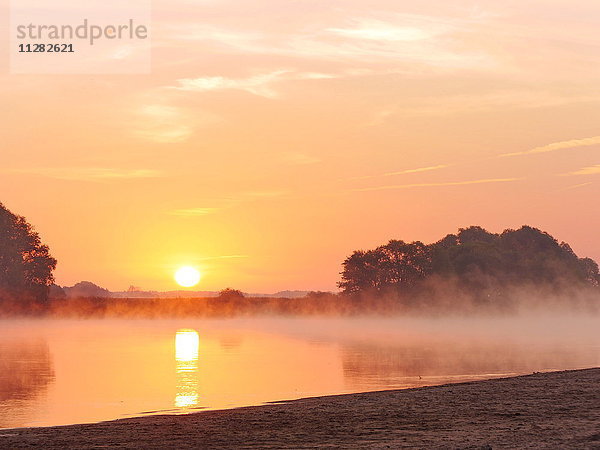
[1,0,599,292]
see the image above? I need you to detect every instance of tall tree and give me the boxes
[339,241,432,294]
[0,202,57,302]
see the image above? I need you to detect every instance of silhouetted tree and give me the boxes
[578,258,600,287]
[305,291,332,299]
[378,240,432,289]
[48,284,66,300]
[338,249,385,294]
[63,281,111,298]
[433,226,505,291]
[339,240,432,294]
[0,202,57,302]
[218,288,245,300]
[339,225,600,302]
[457,226,497,245]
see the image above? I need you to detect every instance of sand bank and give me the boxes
[1,368,598,449]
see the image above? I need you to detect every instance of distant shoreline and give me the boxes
[2,289,599,319]
[2,368,599,448]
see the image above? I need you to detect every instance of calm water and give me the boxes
[0,316,598,428]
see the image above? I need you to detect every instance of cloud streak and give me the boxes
[561,182,593,191]
[327,21,437,42]
[169,207,220,216]
[562,164,600,176]
[280,152,321,165]
[169,190,289,218]
[501,136,600,158]
[351,164,449,180]
[171,70,335,98]
[240,190,289,199]
[197,254,249,261]
[132,104,220,143]
[368,92,600,126]
[353,177,520,192]
[9,167,164,182]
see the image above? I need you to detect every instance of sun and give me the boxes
[174,266,201,288]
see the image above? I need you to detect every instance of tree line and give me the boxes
[339,226,600,302]
[2,199,599,312]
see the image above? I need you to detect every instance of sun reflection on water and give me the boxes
[175,329,199,408]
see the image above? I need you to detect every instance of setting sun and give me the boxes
[174,267,201,288]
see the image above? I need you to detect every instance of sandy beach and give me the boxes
[0,368,598,449]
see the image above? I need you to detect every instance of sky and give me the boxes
[0,0,599,292]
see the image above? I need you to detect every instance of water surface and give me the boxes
[0,316,598,428]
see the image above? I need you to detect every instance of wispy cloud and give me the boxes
[194,190,289,202]
[241,190,289,199]
[562,164,600,176]
[501,136,600,158]
[368,92,600,125]
[561,182,593,191]
[169,190,288,217]
[174,70,288,98]
[326,20,442,42]
[171,70,335,98]
[351,164,449,180]
[169,207,220,216]
[132,104,194,143]
[280,152,321,165]
[353,177,520,192]
[132,104,220,143]
[166,13,496,70]
[197,254,248,261]
[9,167,164,182]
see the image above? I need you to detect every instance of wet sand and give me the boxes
[1,368,599,449]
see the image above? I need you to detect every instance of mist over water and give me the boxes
[0,314,598,429]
